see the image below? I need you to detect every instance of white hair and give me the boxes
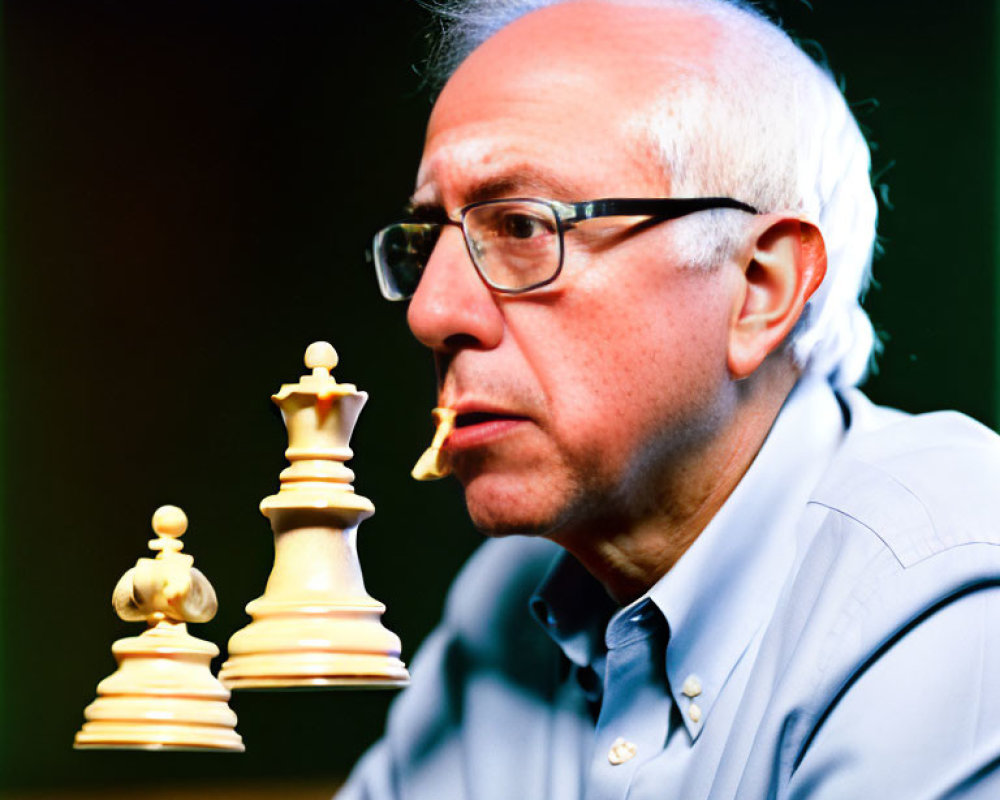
[421,0,880,388]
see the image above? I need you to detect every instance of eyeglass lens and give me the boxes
[463,200,560,291]
[375,223,442,299]
[376,199,562,299]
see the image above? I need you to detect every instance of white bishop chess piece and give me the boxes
[219,341,409,689]
[74,505,244,751]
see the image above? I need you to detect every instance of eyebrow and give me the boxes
[408,167,582,216]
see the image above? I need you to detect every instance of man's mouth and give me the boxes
[445,409,530,449]
[455,411,511,427]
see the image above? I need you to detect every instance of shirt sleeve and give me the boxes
[786,584,1000,800]
[334,740,396,800]
[334,536,563,800]
[332,618,470,800]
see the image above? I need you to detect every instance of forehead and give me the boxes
[416,2,722,206]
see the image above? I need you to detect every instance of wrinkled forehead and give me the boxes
[417,2,724,204]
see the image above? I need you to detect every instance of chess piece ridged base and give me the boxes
[220,603,409,690]
[75,618,244,752]
[219,653,410,690]
[75,723,245,752]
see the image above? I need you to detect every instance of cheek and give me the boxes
[520,266,733,465]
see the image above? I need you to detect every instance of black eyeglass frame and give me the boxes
[372,195,760,301]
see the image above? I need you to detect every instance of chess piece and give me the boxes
[74,506,244,752]
[411,407,455,481]
[219,342,409,689]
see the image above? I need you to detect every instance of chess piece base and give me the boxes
[221,516,410,691]
[220,650,409,690]
[222,674,410,691]
[75,619,244,752]
[74,722,245,752]
[220,615,410,690]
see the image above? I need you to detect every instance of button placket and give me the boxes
[584,608,671,800]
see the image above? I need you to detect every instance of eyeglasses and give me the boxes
[370,196,759,301]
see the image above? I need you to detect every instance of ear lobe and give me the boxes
[727,217,827,379]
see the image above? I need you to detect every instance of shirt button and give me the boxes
[688,702,703,724]
[682,675,702,698]
[608,737,638,765]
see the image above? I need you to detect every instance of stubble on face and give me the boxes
[447,321,738,544]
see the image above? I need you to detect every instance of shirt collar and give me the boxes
[531,376,846,738]
[530,550,617,669]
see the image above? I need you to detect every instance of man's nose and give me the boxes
[407,228,504,352]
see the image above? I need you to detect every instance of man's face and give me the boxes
[407,5,742,541]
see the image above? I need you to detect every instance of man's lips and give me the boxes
[442,409,531,450]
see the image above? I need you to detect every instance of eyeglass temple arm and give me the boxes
[564,197,759,223]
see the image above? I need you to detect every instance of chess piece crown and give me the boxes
[74,505,244,752]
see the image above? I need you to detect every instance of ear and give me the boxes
[727,217,827,379]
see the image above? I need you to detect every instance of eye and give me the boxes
[499,211,553,239]
[464,200,559,249]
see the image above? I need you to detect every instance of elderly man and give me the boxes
[341,1,1000,798]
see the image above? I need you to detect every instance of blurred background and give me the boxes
[1,0,995,797]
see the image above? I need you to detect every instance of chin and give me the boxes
[461,471,570,539]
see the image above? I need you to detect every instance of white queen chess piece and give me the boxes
[219,342,409,689]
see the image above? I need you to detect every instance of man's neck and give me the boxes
[553,362,799,605]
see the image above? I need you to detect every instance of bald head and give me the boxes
[439,1,722,92]
[425,0,879,386]
[424,3,724,203]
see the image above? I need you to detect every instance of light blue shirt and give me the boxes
[338,379,1000,799]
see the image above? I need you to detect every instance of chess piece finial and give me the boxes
[305,340,338,373]
[219,342,409,690]
[411,407,456,480]
[152,503,187,536]
[75,507,244,752]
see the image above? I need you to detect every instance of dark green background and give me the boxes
[1,0,995,794]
